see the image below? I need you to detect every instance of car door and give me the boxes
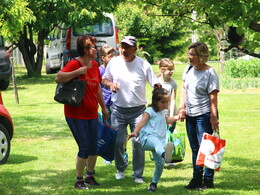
[49,29,61,68]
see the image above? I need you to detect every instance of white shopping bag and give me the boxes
[196,131,226,171]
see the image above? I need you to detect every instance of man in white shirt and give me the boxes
[102,36,160,183]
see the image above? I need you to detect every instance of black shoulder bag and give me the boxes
[54,61,87,107]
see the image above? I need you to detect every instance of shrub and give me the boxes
[224,58,260,78]
[220,76,259,89]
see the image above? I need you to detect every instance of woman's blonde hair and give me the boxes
[188,42,209,64]
[157,58,174,77]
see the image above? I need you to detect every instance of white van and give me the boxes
[46,13,119,74]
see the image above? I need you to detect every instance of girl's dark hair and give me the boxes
[77,35,97,56]
[148,87,168,112]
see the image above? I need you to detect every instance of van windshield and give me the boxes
[73,18,114,37]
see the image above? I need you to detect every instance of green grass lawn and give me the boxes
[0,63,259,195]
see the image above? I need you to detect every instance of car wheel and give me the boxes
[0,124,11,164]
[0,80,10,91]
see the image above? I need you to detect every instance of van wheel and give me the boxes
[46,57,53,74]
[60,56,64,70]
[0,124,11,164]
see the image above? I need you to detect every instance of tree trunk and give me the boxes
[35,32,46,75]
[218,28,225,74]
[219,50,225,74]
[17,37,36,76]
[16,27,48,77]
[212,28,225,74]
[17,27,38,77]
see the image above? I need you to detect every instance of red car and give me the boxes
[0,36,14,164]
[0,92,14,164]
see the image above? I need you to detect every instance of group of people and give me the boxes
[55,35,219,192]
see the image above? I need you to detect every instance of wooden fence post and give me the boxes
[10,47,19,104]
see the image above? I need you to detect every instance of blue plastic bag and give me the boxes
[97,119,117,161]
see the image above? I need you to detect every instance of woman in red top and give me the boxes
[55,35,108,190]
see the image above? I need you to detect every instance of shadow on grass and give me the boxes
[5,154,38,164]
[12,102,59,108]
[1,156,259,194]
[0,168,155,195]
[218,157,259,191]
[15,74,57,85]
[0,167,193,195]
[12,116,71,139]
[6,74,56,92]
[163,162,193,170]
[143,156,259,193]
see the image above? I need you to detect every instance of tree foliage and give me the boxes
[0,0,33,41]
[0,0,124,76]
[1,0,259,77]
[134,0,260,58]
[115,2,190,62]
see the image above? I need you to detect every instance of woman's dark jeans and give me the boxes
[186,112,214,182]
[66,117,98,159]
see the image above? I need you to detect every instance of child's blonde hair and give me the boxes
[157,58,174,77]
[100,46,115,62]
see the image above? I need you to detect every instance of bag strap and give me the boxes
[73,58,85,80]
[74,58,96,81]
[187,65,193,73]
[212,129,220,138]
[184,65,193,76]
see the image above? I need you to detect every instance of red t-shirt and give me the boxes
[61,59,101,119]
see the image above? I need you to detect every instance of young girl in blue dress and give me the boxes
[128,87,179,192]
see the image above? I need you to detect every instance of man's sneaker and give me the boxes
[85,176,100,186]
[165,162,175,166]
[202,180,215,189]
[104,160,112,165]
[115,171,124,180]
[134,178,145,183]
[148,182,157,192]
[164,142,174,163]
[184,178,203,190]
[75,180,89,190]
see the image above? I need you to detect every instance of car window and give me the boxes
[73,18,114,37]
